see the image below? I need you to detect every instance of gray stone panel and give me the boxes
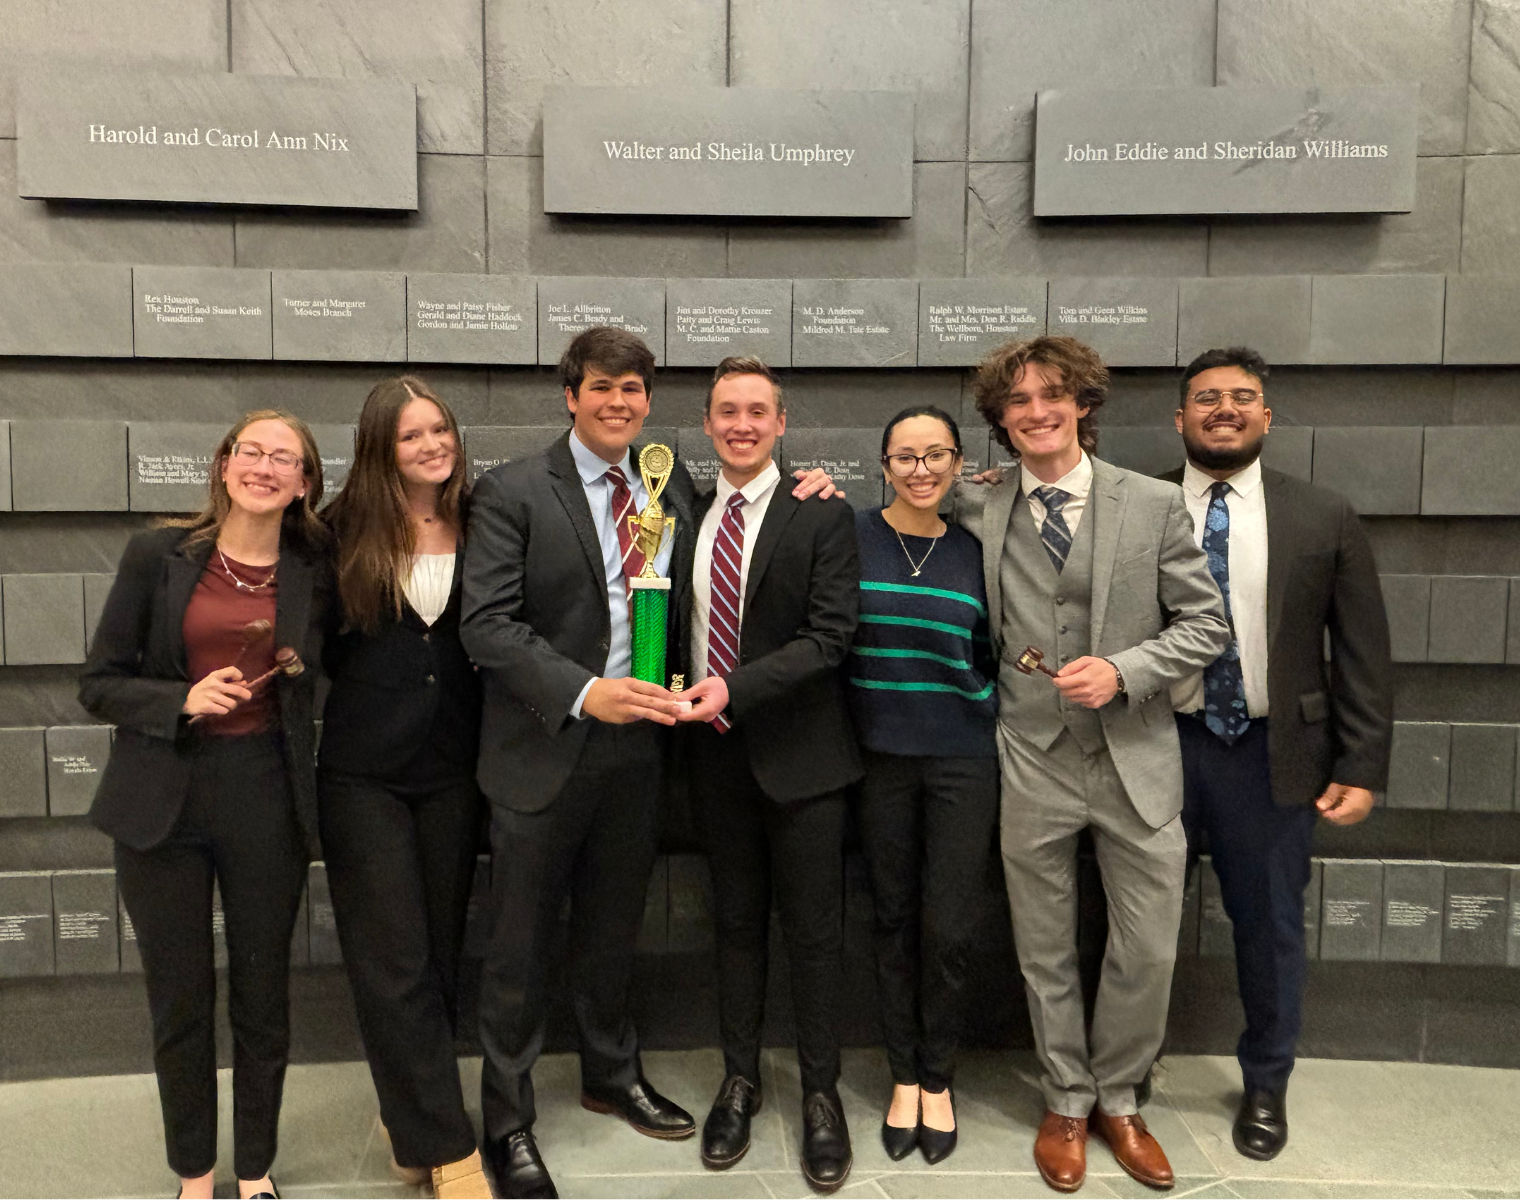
[781,428,884,509]
[0,872,54,977]
[1199,858,1235,960]
[486,156,728,279]
[1510,868,1520,968]
[791,280,918,369]
[1428,575,1510,664]
[127,423,222,514]
[676,426,782,493]
[1318,858,1383,962]
[270,270,406,362]
[1448,724,1518,813]
[0,421,10,512]
[310,425,356,498]
[83,574,115,652]
[1259,425,1314,482]
[132,267,272,361]
[408,274,536,366]
[1443,864,1511,966]
[51,869,118,975]
[45,726,112,819]
[0,728,47,819]
[1098,428,1185,479]
[1386,722,1449,810]
[1177,276,1311,365]
[461,427,564,483]
[730,0,969,161]
[485,0,726,156]
[230,0,484,155]
[1461,155,1520,275]
[966,163,1209,278]
[118,890,142,973]
[2,574,85,666]
[1305,858,1323,960]
[1308,275,1445,366]
[1380,574,1430,663]
[1216,0,1474,156]
[1511,580,1520,665]
[537,277,666,367]
[1310,427,1423,516]
[666,279,792,368]
[1048,278,1178,368]
[1468,0,1520,154]
[968,0,1217,162]
[307,862,341,965]
[18,68,418,211]
[234,154,486,274]
[1206,157,1465,278]
[1422,426,1520,515]
[918,279,1046,368]
[1380,861,1445,964]
[1443,275,1520,365]
[0,264,132,358]
[543,85,913,218]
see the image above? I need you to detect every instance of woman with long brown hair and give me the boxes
[80,410,331,1200]
[318,376,488,1199]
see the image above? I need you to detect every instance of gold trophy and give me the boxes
[627,443,679,686]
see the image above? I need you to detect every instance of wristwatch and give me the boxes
[1105,659,1126,695]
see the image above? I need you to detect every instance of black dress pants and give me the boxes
[114,733,307,1181]
[319,746,482,1169]
[690,724,847,1097]
[855,750,1000,1092]
[1179,716,1319,1094]
[478,721,663,1139]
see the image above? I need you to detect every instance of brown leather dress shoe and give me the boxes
[1034,1110,1088,1193]
[1092,1109,1174,1190]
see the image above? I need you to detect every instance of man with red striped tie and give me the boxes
[674,356,863,1192]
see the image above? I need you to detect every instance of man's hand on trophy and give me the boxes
[582,677,683,725]
[674,675,730,723]
[791,467,843,501]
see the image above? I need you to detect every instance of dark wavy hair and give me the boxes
[559,325,656,398]
[880,404,963,458]
[972,335,1109,458]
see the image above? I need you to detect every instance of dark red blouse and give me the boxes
[182,553,278,736]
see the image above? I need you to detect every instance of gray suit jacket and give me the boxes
[957,456,1231,827]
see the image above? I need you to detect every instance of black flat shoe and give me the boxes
[918,1088,957,1165]
[582,1074,696,1139]
[1233,1088,1288,1161]
[702,1074,762,1169]
[483,1130,557,1199]
[801,1090,852,1193]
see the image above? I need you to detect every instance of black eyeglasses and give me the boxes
[883,449,958,477]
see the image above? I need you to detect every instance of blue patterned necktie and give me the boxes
[1033,486,1072,572]
[1202,480,1250,743]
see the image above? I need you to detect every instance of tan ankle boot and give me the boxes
[431,1150,491,1199]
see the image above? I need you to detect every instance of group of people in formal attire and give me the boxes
[79,324,1392,1200]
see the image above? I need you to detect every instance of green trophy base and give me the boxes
[629,576,671,685]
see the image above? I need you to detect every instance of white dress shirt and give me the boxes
[568,429,676,717]
[1172,457,1270,717]
[690,459,782,684]
[402,553,454,626]
[1021,450,1094,540]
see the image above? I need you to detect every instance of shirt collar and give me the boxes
[1021,450,1092,500]
[569,428,634,488]
[714,458,781,507]
[1183,455,1262,499]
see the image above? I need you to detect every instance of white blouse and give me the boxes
[403,553,455,626]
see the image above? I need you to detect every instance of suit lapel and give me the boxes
[1087,458,1127,647]
[744,490,799,612]
[1262,467,1291,656]
[275,547,314,663]
[166,538,213,677]
[982,481,1020,654]
[547,432,607,591]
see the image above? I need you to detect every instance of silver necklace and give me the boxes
[893,525,942,577]
[218,546,276,592]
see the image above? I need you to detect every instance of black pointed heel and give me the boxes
[918,1089,958,1165]
[881,1119,918,1161]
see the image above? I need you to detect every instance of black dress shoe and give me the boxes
[917,1087,957,1165]
[582,1075,697,1139]
[801,1091,852,1193]
[483,1130,557,1199]
[880,1117,917,1162]
[702,1074,762,1168]
[1233,1088,1288,1161]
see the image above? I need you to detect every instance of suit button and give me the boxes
[426,674,436,684]
[422,632,430,642]
[599,638,609,650]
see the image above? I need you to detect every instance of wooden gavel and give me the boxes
[188,646,304,725]
[1013,645,1060,679]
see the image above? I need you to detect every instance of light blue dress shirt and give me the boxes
[568,429,676,717]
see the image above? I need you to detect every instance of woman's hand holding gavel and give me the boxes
[183,666,254,718]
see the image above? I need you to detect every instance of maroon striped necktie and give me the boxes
[705,491,747,733]
[605,465,646,600]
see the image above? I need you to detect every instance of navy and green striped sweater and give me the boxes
[847,507,997,759]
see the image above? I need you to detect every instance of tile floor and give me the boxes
[1,1048,1517,1199]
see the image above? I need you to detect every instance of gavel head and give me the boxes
[273,647,305,677]
[1014,646,1046,675]
[240,619,273,644]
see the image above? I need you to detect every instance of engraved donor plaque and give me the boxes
[917,279,1047,368]
[133,267,272,360]
[408,274,537,365]
[52,870,120,974]
[128,423,223,513]
[782,428,883,509]
[272,270,405,363]
[45,725,114,818]
[1047,278,1178,368]
[537,277,665,366]
[666,279,792,368]
[461,427,563,482]
[792,280,918,369]
[0,872,54,977]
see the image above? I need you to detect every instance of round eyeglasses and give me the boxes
[883,449,958,477]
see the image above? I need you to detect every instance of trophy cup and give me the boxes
[627,443,679,688]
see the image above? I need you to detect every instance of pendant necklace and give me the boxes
[893,526,941,578]
[218,546,276,592]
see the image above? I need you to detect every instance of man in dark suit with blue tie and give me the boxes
[1164,347,1393,1162]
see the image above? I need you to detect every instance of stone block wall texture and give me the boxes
[5,0,1520,1076]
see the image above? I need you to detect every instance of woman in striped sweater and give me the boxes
[848,405,999,1166]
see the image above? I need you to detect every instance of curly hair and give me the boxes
[972,335,1109,458]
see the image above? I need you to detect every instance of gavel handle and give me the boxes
[1033,661,1060,679]
[187,658,298,725]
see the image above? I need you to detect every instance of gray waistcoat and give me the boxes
[998,494,1106,755]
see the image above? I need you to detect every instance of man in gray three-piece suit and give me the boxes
[958,336,1230,1194]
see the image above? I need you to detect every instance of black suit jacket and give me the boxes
[1161,464,1393,806]
[78,525,330,854]
[678,487,863,804]
[319,552,481,778]
[461,432,697,813]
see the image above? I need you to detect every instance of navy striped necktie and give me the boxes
[1032,486,1073,572]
